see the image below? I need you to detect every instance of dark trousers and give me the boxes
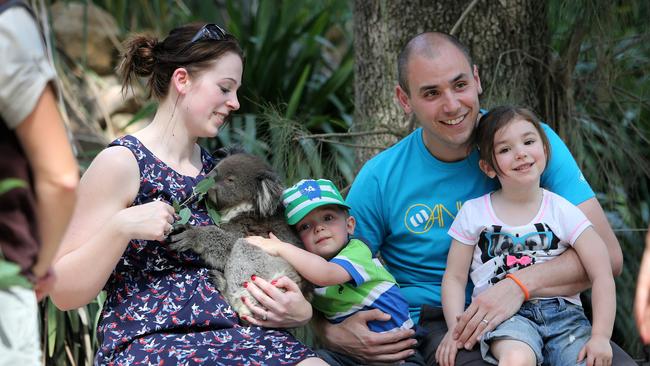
[417,304,637,366]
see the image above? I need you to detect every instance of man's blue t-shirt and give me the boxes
[346,124,593,323]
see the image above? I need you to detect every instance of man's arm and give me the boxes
[515,197,620,297]
[578,197,622,276]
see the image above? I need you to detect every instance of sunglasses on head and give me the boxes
[178,23,228,55]
[190,23,227,43]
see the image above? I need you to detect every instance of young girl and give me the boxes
[437,106,615,366]
[50,23,324,365]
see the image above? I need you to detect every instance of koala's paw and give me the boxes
[210,269,227,293]
[168,224,198,252]
[228,288,254,319]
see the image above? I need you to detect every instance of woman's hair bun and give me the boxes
[119,34,159,77]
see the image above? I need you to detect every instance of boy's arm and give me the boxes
[247,235,352,287]
[277,242,352,287]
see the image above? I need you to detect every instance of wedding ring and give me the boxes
[262,312,268,321]
[481,318,489,325]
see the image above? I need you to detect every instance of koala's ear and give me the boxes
[211,145,247,160]
[255,170,283,217]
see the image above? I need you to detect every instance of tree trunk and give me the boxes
[353,0,548,167]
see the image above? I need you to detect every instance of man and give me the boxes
[318,32,633,365]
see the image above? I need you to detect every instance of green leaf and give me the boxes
[172,200,181,213]
[47,299,57,356]
[286,65,312,120]
[0,260,32,289]
[206,199,221,225]
[178,208,192,225]
[193,176,215,195]
[0,178,27,195]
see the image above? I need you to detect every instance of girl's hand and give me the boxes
[245,232,285,256]
[435,330,460,366]
[578,336,612,366]
[242,275,312,328]
[115,200,176,241]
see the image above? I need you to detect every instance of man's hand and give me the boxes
[322,309,417,364]
[453,277,524,349]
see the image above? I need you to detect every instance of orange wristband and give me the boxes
[505,273,530,301]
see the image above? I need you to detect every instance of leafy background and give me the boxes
[26,0,650,364]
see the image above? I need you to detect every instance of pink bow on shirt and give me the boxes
[506,254,533,267]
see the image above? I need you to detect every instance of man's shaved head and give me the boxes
[397,32,473,95]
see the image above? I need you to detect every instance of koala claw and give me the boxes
[168,227,195,252]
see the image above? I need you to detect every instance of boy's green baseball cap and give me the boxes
[282,179,350,225]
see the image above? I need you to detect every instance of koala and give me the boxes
[169,147,309,322]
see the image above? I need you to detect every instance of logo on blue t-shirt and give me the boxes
[404,201,463,234]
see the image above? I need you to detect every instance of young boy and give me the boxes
[247,178,424,366]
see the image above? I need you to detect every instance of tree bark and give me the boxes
[353,0,548,168]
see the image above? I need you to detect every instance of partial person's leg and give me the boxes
[490,339,536,366]
[418,305,490,366]
[0,287,41,366]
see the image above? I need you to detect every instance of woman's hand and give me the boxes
[114,200,176,241]
[242,275,312,328]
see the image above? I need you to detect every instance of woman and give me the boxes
[50,23,324,365]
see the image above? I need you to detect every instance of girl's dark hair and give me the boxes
[117,23,244,99]
[473,105,551,176]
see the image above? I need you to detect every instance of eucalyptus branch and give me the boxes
[315,138,389,150]
[173,176,219,225]
[294,129,396,141]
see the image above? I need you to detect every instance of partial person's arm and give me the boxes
[14,86,79,279]
[50,147,175,310]
[247,233,351,286]
[635,227,650,344]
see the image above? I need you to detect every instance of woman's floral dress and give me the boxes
[95,135,316,365]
